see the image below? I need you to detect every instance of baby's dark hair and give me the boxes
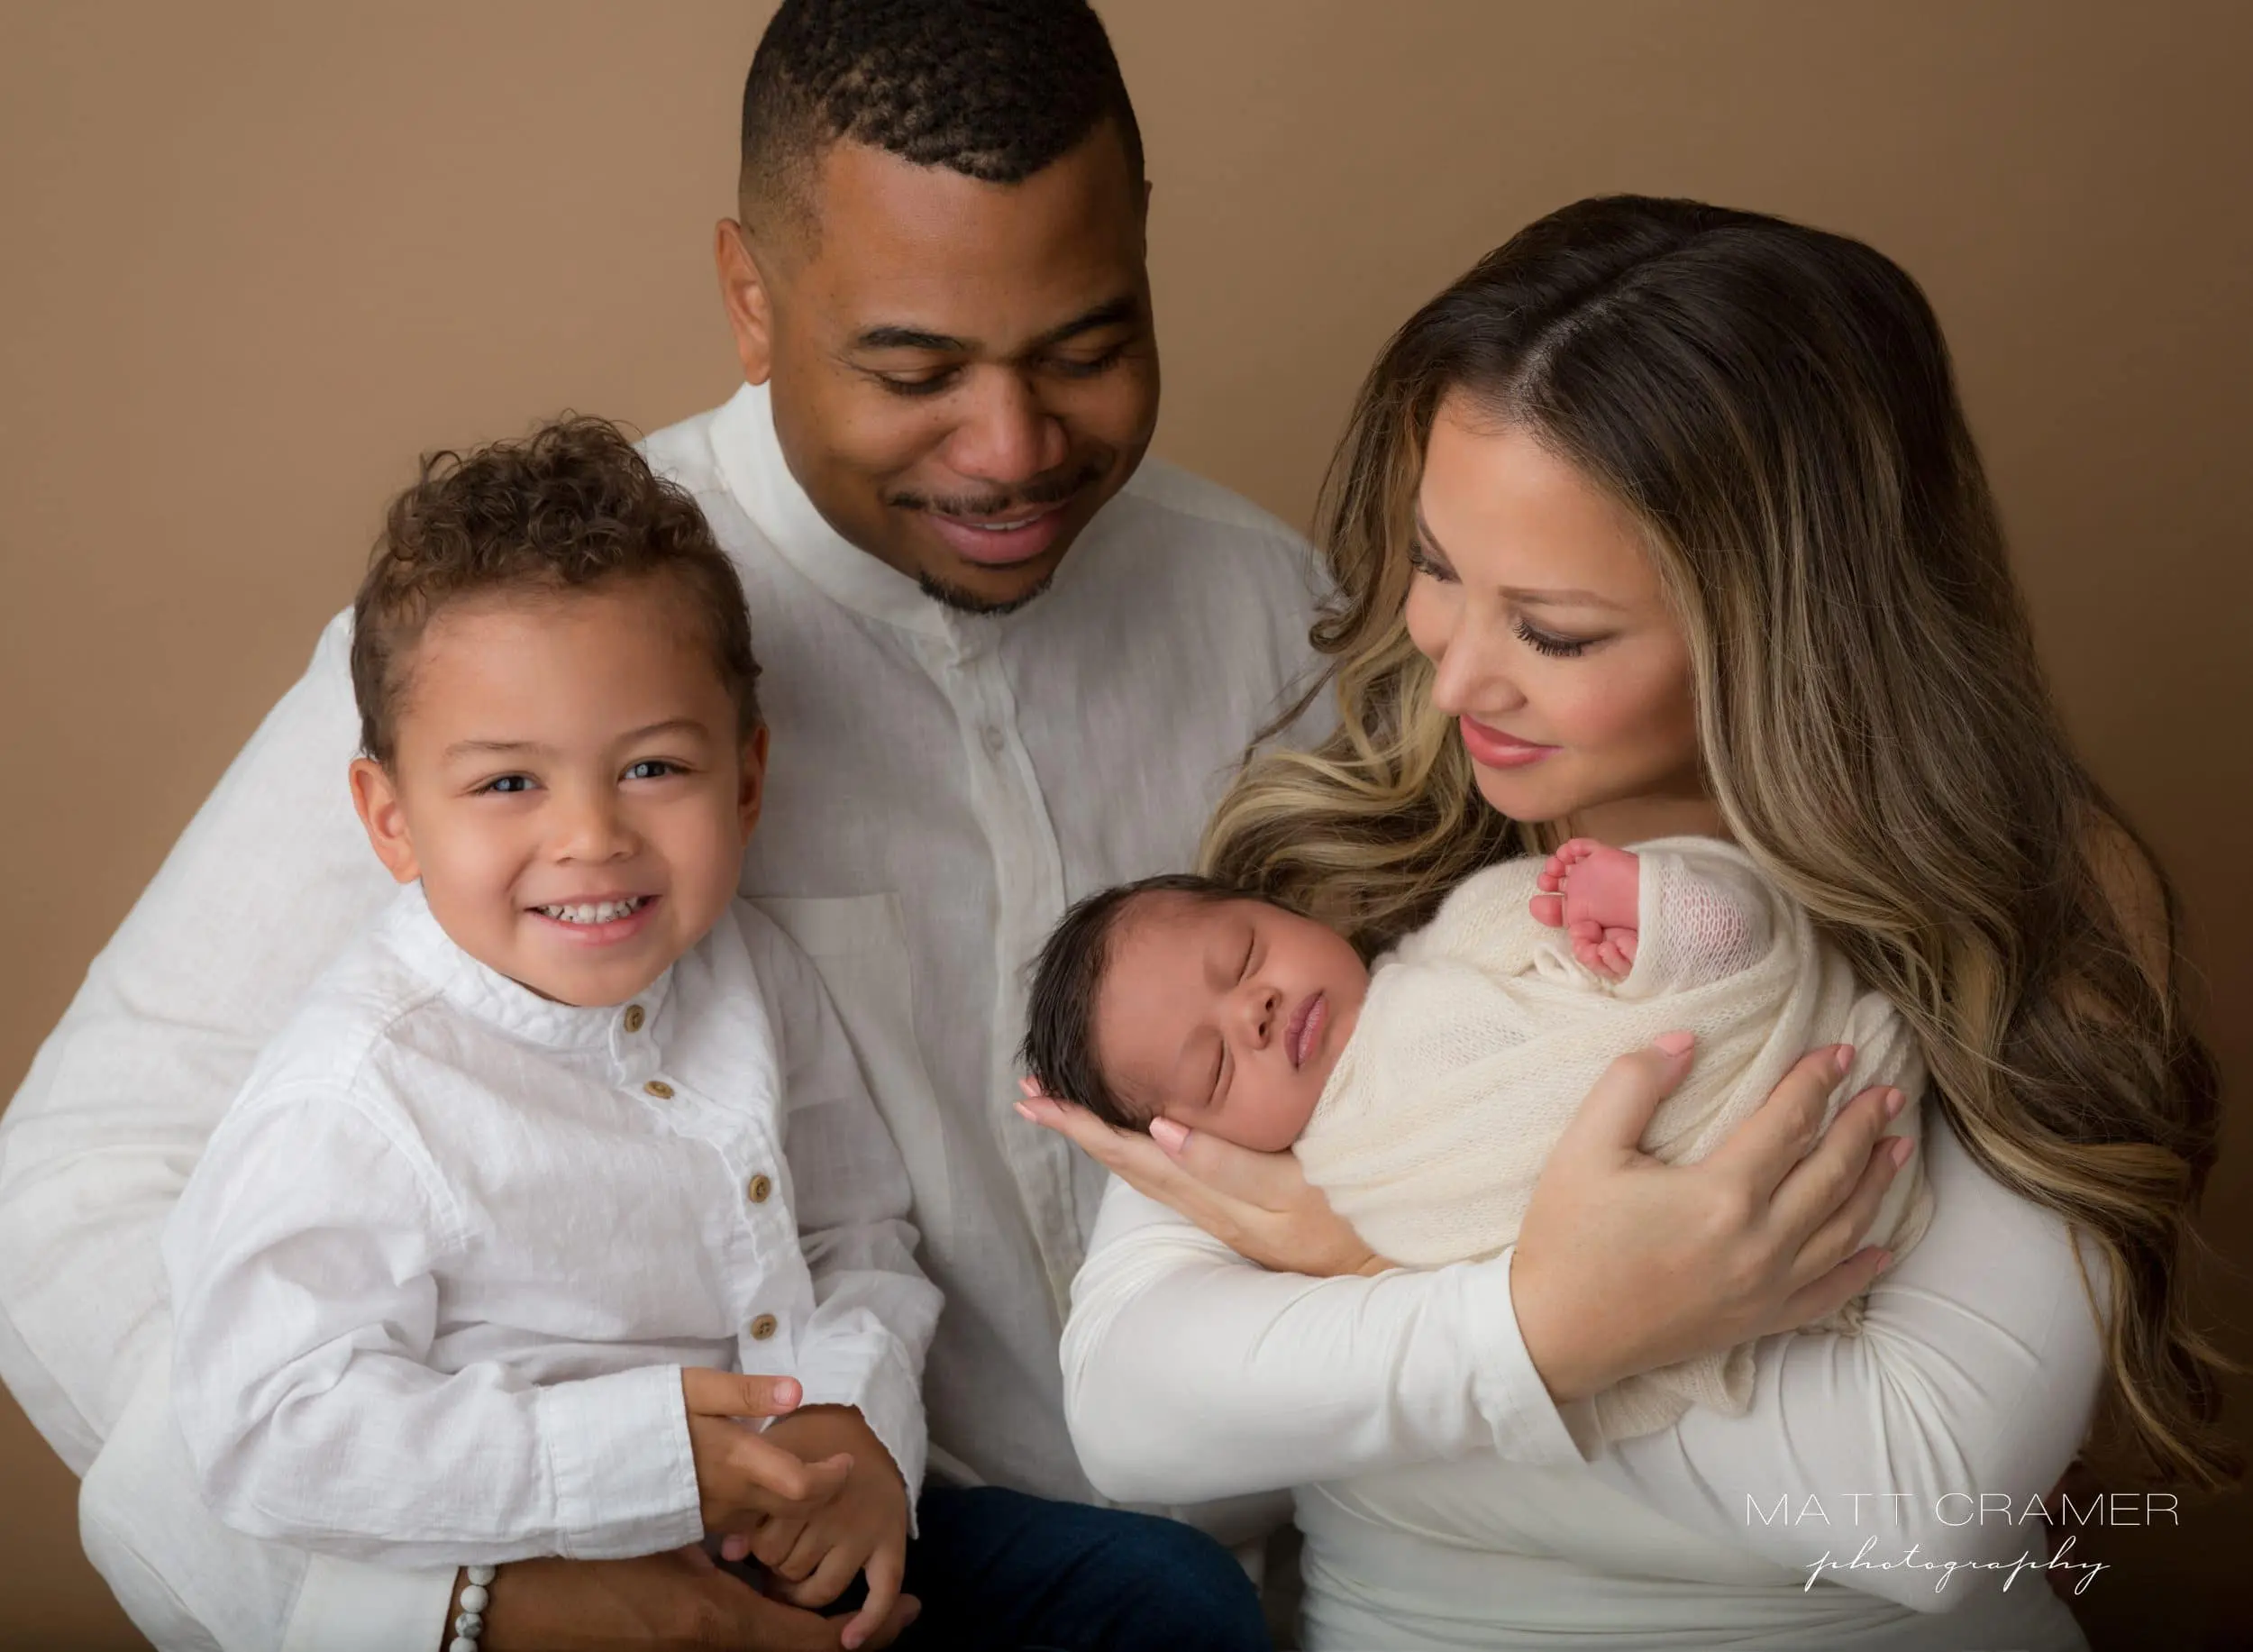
[1020,872,1243,1133]
[351,415,761,765]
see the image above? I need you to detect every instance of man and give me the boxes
[0,2,1318,1648]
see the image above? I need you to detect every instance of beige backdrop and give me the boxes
[3,2,2248,1646]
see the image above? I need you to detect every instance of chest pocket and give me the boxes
[749,893,950,1235]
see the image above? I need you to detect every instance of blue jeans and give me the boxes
[892,1484,1272,1652]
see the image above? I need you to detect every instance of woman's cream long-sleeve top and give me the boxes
[1062,1118,2109,1633]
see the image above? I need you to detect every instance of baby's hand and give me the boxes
[730,1405,910,1652]
[682,1368,853,1534]
[1530,838,1642,980]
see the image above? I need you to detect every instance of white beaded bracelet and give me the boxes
[448,1565,497,1652]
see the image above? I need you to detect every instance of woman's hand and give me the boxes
[1015,1079,1389,1277]
[1510,1033,1915,1403]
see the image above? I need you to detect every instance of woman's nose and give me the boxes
[1427,602,1525,716]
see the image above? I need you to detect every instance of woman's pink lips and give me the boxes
[1458,715,1558,770]
[1287,990,1327,1069]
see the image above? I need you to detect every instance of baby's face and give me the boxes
[350,578,763,1007]
[1092,894,1369,1152]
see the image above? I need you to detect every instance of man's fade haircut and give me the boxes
[351,415,762,766]
[739,0,1145,237]
[1019,872,1240,1134]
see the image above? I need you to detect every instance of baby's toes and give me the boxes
[1528,891,1564,927]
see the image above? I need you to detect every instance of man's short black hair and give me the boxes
[740,0,1145,234]
[1019,872,1239,1134]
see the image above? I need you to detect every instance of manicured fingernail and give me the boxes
[1833,1044,1855,1076]
[1149,1118,1190,1156]
[1891,1136,1915,1167]
[1884,1088,1905,1119]
[1654,1030,1694,1055]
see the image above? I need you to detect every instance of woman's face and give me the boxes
[1403,397,1705,839]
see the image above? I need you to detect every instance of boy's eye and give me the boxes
[623,760,679,781]
[480,774,534,795]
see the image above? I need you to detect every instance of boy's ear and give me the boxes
[350,758,421,884]
[715,220,775,387]
[736,725,771,845]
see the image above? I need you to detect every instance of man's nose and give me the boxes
[943,370,1069,488]
[552,785,637,863]
[1426,598,1527,717]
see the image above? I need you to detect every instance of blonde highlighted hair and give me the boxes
[1203,196,2233,1487]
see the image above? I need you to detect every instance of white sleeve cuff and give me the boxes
[1467,1248,1596,1465]
[535,1364,704,1559]
[282,1555,458,1652]
[794,1336,928,1527]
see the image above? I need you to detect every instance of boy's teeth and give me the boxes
[539,898,644,926]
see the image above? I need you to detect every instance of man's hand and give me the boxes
[682,1369,853,1534]
[1016,1078,1388,1277]
[470,1545,918,1651]
[731,1405,910,1652]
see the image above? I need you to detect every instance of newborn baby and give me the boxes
[1021,836,1932,1441]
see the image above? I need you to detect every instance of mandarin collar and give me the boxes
[383,883,675,1056]
[708,381,1100,657]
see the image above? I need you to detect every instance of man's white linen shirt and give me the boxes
[1,382,1327,1649]
[163,884,937,1567]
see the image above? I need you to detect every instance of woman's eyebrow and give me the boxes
[1412,509,1626,610]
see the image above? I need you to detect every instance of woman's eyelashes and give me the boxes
[1405,535,1454,582]
[1514,618,1597,658]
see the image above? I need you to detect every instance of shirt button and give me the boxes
[746,1173,773,1204]
[643,1079,674,1100]
[749,1314,778,1341]
[623,1004,645,1034]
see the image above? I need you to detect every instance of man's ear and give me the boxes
[716,219,776,387]
[736,724,771,845]
[350,758,421,884]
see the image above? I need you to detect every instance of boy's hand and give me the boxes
[732,1405,910,1652]
[681,1368,853,1535]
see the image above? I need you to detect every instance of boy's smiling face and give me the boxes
[349,575,765,1007]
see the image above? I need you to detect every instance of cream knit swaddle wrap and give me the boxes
[1291,836,1934,1442]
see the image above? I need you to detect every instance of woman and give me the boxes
[1025,196,2230,1648]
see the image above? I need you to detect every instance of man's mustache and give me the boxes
[887,457,1108,519]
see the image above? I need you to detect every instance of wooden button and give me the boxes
[746,1173,773,1205]
[749,1314,778,1341]
[643,1079,674,1100]
[623,1004,645,1033]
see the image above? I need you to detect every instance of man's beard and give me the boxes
[915,569,1055,616]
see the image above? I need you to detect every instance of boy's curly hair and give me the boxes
[351,416,760,764]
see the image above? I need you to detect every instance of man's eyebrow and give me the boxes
[847,297,1140,359]
[1411,510,1627,611]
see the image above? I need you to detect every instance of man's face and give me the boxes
[720,122,1158,612]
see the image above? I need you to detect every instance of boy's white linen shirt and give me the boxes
[7,382,1325,1647]
[163,885,938,1567]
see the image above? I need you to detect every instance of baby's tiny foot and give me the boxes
[1532,838,1642,981]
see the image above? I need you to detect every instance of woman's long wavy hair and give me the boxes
[1203,196,2233,1487]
